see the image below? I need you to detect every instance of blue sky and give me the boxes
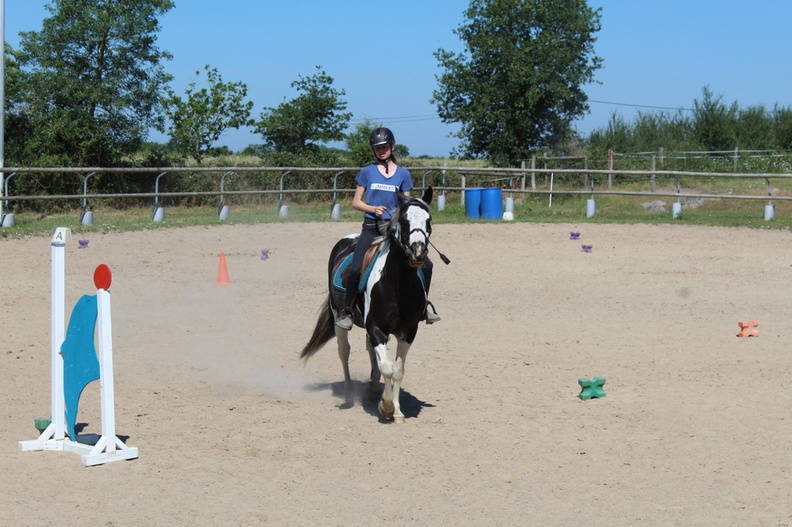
[5,1,792,157]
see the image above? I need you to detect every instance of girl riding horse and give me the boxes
[335,127,440,330]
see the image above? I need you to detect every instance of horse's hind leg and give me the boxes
[366,335,381,396]
[335,326,353,406]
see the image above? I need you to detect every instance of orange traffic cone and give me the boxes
[216,252,232,286]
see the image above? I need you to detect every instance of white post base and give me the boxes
[19,436,138,466]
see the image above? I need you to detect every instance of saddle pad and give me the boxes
[333,248,381,294]
[332,248,426,293]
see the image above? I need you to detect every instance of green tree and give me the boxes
[345,119,384,166]
[773,105,792,150]
[691,86,738,152]
[16,0,174,166]
[587,112,634,155]
[255,66,352,153]
[161,65,255,163]
[432,0,602,166]
[735,105,774,150]
[3,44,32,164]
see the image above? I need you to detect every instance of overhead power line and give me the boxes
[349,115,441,124]
[588,99,694,112]
[348,99,695,126]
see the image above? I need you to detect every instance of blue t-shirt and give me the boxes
[355,164,414,220]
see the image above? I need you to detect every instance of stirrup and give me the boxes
[425,301,441,324]
[335,308,353,330]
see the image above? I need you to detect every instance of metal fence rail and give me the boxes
[3,165,792,209]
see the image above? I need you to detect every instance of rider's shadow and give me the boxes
[306,380,435,421]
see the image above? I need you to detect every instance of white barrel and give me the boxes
[672,202,682,219]
[152,207,165,222]
[218,205,230,221]
[81,211,93,226]
[437,194,446,211]
[1,213,14,227]
[764,204,775,221]
[586,199,596,218]
[279,205,289,218]
[331,203,341,220]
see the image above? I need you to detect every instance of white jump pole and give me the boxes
[50,229,67,441]
[19,227,71,450]
[76,283,138,466]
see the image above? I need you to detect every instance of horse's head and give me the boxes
[389,186,433,268]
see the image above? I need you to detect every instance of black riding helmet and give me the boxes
[370,127,396,174]
[369,127,395,147]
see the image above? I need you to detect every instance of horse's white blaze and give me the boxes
[405,206,430,247]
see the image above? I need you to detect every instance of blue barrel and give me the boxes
[465,188,483,219]
[481,188,503,220]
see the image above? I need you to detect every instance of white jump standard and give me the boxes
[18,228,138,466]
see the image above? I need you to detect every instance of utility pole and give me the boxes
[1,0,5,218]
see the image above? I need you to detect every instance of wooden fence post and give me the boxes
[530,156,536,191]
[651,155,656,192]
[607,149,614,188]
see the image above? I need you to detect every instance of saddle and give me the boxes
[332,242,382,294]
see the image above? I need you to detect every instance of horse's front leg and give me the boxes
[368,326,396,421]
[370,327,413,423]
[389,339,412,423]
[334,325,353,406]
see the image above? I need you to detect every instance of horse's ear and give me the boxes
[422,186,433,205]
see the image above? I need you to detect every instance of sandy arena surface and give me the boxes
[2,221,792,526]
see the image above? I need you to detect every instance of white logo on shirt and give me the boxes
[371,183,397,192]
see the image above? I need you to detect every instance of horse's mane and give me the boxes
[380,194,430,254]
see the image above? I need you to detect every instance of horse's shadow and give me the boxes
[306,380,435,421]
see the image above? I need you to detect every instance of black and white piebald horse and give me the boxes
[301,187,434,422]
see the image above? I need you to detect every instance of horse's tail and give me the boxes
[300,296,336,360]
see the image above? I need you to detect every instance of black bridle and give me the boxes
[389,200,432,266]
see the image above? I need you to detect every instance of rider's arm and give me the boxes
[352,184,386,217]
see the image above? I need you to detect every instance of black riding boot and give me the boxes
[336,278,359,330]
[423,268,441,324]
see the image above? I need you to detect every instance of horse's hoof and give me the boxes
[394,416,405,424]
[378,400,394,420]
